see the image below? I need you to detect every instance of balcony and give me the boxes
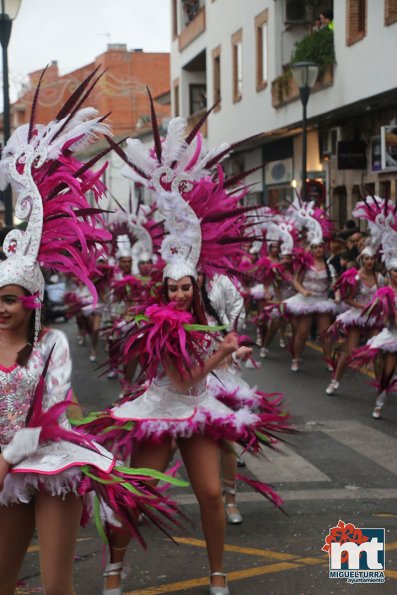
[271,63,334,109]
[179,5,206,51]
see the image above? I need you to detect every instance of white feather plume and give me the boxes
[124,138,156,177]
[162,117,188,166]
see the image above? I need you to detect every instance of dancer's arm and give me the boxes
[0,453,10,490]
[293,270,311,297]
[165,332,239,392]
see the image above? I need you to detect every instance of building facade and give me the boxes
[170,0,397,227]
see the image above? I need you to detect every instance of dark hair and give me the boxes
[321,9,333,20]
[200,277,227,335]
[163,276,208,326]
[16,289,36,367]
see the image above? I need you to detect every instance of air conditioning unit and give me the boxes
[284,0,310,25]
[323,127,345,157]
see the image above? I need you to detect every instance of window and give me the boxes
[189,83,207,115]
[212,46,221,110]
[385,0,397,25]
[232,29,243,102]
[173,78,180,117]
[255,10,268,91]
[346,0,367,45]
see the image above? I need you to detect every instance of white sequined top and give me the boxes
[0,328,71,446]
[302,265,336,298]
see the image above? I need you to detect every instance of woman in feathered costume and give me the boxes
[0,71,186,594]
[98,98,292,595]
[325,244,383,395]
[282,199,337,372]
[349,196,397,418]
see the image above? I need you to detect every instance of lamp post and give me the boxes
[0,0,22,226]
[290,61,319,201]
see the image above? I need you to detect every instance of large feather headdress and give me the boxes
[106,91,258,281]
[0,67,112,339]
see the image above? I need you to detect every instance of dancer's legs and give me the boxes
[35,492,82,595]
[293,315,313,360]
[331,328,361,382]
[316,313,333,362]
[0,502,35,595]
[104,438,173,591]
[178,435,226,589]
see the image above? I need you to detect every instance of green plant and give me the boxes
[273,69,293,103]
[291,28,336,74]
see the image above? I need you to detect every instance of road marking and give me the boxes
[322,420,397,476]
[242,442,330,483]
[174,537,296,560]
[125,537,397,593]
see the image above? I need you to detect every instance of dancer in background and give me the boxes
[348,195,397,418]
[283,201,337,372]
[326,246,383,395]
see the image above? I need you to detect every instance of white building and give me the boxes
[171,0,397,227]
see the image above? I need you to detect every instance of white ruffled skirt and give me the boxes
[284,293,337,315]
[0,440,114,506]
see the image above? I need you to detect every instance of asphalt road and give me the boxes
[17,319,397,595]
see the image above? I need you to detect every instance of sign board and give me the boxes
[381,125,397,171]
[337,141,367,170]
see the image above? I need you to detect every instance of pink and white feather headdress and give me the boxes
[106,92,257,281]
[353,194,396,268]
[289,197,332,245]
[0,67,112,340]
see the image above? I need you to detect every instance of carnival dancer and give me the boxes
[325,247,383,395]
[0,72,188,594]
[254,219,297,357]
[348,195,397,418]
[97,102,292,595]
[283,200,337,372]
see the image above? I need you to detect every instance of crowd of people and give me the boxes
[0,65,396,595]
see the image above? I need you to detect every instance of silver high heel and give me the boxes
[224,483,243,524]
[372,390,387,419]
[103,561,123,595]
[209,571,229,595]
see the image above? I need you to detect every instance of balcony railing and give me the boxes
[179,6,206,51]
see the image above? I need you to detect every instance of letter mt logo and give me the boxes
[322,520,385,584]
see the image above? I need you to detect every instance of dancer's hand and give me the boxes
[0,454,10,491]
[303,289,312,297]
[235,346,253,361]
[220,332,239,355]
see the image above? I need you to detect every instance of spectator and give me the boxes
[320,9,334,30]
[312,17,322,33]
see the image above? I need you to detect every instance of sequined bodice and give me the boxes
[355,276,382,305]
[0,329,71,446]
[303,267,331,298]
[0,364,37,443]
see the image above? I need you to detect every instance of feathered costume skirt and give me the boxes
[283,293,337,316]
[0,440,113,506]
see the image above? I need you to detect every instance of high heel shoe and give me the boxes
[209,572,229,595]
[103,561,123,595]
[223,483,243,524]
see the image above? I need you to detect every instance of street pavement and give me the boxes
[17,319,397,595]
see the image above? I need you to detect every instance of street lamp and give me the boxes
[0,0,22,226]
[290,61,319,201]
